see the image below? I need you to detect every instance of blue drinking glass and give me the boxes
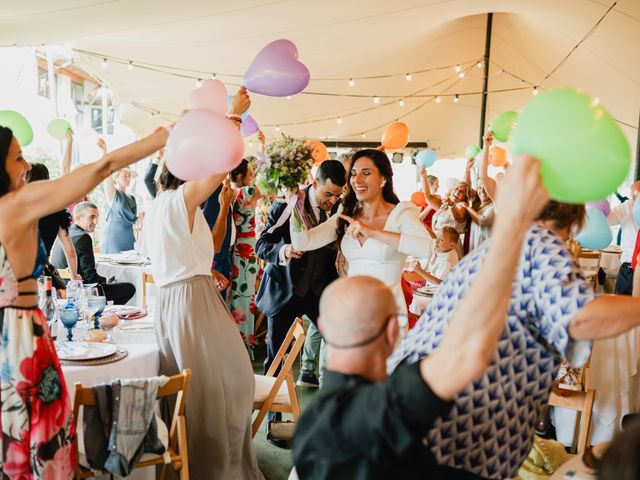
[90,296,107,329]
[59,307,79,341]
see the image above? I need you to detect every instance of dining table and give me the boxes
[95,253,154,309]
[61,313,159,480]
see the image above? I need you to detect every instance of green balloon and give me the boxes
[490,111,518,142]
[0,110,33,146]
[47,118,71,139]
[465,144,481,159]
[510,88,630,204]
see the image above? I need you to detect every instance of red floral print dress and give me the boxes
[1,245,76,479]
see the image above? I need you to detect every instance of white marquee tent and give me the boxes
[1,0,639,161]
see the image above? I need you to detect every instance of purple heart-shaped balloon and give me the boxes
[240,115,259,138]
[243,39,310,97]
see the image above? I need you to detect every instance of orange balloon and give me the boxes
[305,139,328,165]
[489,145,508,167]
[410,191,426,207]
[381,122,410,150]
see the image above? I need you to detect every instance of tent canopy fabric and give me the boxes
[1,0,638,157]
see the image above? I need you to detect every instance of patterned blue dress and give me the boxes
[102,189,137,253]
[388,225,594,479]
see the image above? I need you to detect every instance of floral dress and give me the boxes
[229,186,258,356]
[0,244,76,479]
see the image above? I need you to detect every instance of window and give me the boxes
[37,67,50,98]
[91,107,115,135]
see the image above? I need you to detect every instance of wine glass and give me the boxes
[59,307,79,341]
[89,296,107,329]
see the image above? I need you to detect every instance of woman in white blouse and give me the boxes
[291,149,432,318]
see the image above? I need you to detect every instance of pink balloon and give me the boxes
[165,109,244,181]
[243,39,310,97]
[240,115,259,138]
[586,199,611,217]
[188,79,228,115]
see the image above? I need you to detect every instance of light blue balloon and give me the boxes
[227,95,249,120]
[416,149,437,168]
[634,199,640,227]
[575,208,612,250]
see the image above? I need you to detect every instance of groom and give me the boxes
[256,160,346,390]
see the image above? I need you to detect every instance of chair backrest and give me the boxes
[73,369,192,475]
[265,317,306,378]
[577,250,601,271]
[548,388,596,454]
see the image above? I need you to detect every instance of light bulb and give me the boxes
[127,61,133,71]
[476,61,483,68]
[348,78,355,87]
[249,141,254,147]
[148,112,154,118]
[458,72,465,79]
[398,99,405,107]
[101,58,108,69]
[454,94,460,103]
[286,95,292,100]
[195,78,202,87]
[276,125,281,132]
[373,95,380,104]
[532,87,539,96]
[361,133,366,138]
[405,73,412,81]
[435,96,441,104]
[336,117,343,124]
[454,64,461,73]
[211,73,216,79]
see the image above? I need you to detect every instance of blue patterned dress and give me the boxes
[388,225,594,479]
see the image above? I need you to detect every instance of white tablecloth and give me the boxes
[96,261,154,309]
[62,342,160,480]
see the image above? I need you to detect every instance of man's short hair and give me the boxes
[441,226,460,243]
[73,201,98,217]
[427,175,438,187]
[317,160,347,188]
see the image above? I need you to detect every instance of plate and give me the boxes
[55,341,117,361]
[115,321,154,332]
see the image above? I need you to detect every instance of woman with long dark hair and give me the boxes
[290,149,431,318]
[0,124,169,477]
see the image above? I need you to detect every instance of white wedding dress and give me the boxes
[290,201,432,315]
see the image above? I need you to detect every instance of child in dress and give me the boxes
[412,226,459,285]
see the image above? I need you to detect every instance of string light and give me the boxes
[373,95,380,104]
[211,73,217,79]
[458,72,465,78]
[532,86,539,95]
[454,94,460,103]
[127,60,133,71]
[195,78,202,87]
[249,141,254,147]
[398,99,405,107]
[286,96,292,100]
[361,133,366,138]
[101,58,108,68]
[454,64,461,73]
[148,112,154,118]
[405,73,412,81]
[275,125,281,132]
[348,78,355,87]
[435,96,441,104]
[336,117,343,124]
[476,61,483,68]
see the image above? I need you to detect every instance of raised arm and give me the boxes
[98,138,117,204]
[420,155,548,400]
[15,128,170,224]
[420,168,442,209]
[61,129,73,175]
[213,179,235,254]
[478,131,497,202]
[290,202,339,251]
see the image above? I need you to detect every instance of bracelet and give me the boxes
[226,114,243,123]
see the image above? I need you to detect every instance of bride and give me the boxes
[291,148,432,322]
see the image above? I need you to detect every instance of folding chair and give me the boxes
[142,272,155,309]
[252,317,306,437]
[73,369,192,479]
[577,250,601,292]
[548,387,596,454]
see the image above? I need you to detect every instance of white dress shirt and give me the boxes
[607,201,638,264]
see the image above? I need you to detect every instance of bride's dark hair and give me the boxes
[337,149,399,244]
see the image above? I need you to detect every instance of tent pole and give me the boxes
[635,108,640,181]
[479,12,493,148]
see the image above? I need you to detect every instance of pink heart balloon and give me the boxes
[188,79,228,115]
[165,109,244,181]
[240,115,259,138]
[243,39,310,97]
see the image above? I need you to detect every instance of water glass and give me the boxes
[59,307,79,341]
[89,296,107,329]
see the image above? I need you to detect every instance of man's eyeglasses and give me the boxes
[323,314,408,349]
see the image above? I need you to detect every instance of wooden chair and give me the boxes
[252,317,306,437]
[577,250,601,291]
[548,387,596,454]
[142,272,155,309]
[73,369,192,479]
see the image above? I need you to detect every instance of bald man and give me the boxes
[292,156,549,480]
[608,180,640,294]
